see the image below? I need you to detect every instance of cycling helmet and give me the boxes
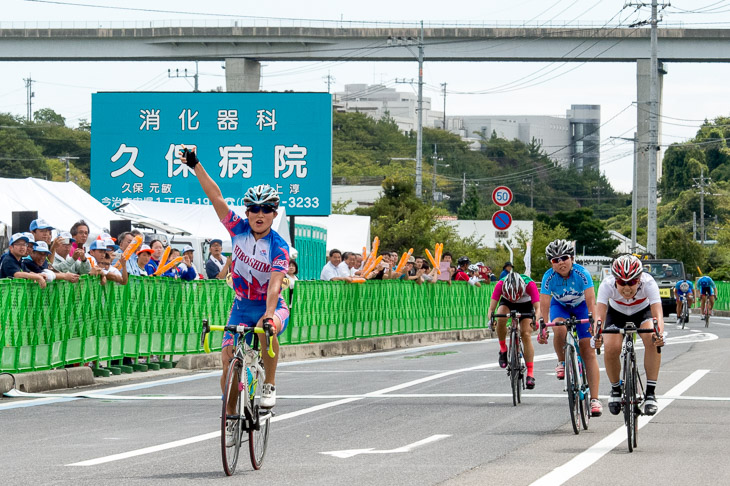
[502,271,526,301]
[243,184,280,208]
[457,256,470,266]
[545,239,575,259]
[468,264,479,273]
[611,254,643,281]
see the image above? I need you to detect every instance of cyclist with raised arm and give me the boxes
[674,275,694,321]
[593,255,665,416]
[488,271,541,388]
[179,148,289,444]
[696,275,716,316]
[538,239,602,416]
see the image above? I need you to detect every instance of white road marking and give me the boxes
[530,369,710,486]
[321,434,451,458]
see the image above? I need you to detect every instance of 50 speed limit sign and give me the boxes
[491,186,513,207]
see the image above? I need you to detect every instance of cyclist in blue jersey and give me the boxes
[697,275,716,315]
[538,239,602,416]
[674,276,694,318]
[180,147,289,430]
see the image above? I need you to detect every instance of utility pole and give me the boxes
[647,0,659,256]
[693,212,697,241]
[431,144,440,206]
[610,133,639,251]
[59,155,80,182]
[168,61,200,92]
[323,71,336,93]
[441,82,447,130]
[24,76,35,122]
[415,21,425,199]
[522,177,534,208]
[461,172,466,205]
[694,167,711,244]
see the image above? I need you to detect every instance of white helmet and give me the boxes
[502,271,526,301]
[243,184,280,208]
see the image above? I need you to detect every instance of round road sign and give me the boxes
[492,210,512,230]
[492,186,513,207]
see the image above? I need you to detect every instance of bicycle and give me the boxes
[539,315,592,435]
[200,318,276,475]
[677,295,689,330]
[701,295,711,328]
[595,319,662,453]
[492,310,533,406]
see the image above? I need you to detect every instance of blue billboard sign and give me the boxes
[91,92,332,215]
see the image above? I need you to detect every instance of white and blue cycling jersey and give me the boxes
[675,279,694,297]
[697,276,716,295]
[540,263,594,309]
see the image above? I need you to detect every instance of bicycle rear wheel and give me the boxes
[222,358,243,475]
[623,354,636,453]
[509,328,520,406]
[565,346,580,435]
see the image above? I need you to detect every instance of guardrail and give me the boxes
[0,277,492,374]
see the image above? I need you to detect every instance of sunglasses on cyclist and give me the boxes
[246,205,275,214]
[550,255,571,264]
[616,277,640,287]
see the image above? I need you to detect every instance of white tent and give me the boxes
[0,177,119,236]
[116,199,291,246]
[296,214,371,253]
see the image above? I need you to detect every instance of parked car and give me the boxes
[641,258,686,317]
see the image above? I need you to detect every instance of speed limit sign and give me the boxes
[491,186,513,207]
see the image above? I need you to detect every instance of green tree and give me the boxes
[457,185,480,219]
[516,220,569,279]
[657,226,707,272]
[0,116,50,179]
[538,209,616,256]
[46,157,91,191]
[33,108,66,126]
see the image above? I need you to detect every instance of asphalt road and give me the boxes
[2,314,728,486]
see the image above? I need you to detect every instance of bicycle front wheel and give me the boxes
[578,358,590,431]
[565,346,580,435]
[222,358,243,475]
[509,329,520,406]
[623,355,636,453]
[249,404,271,469]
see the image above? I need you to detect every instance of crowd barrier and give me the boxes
[0,276,493,374]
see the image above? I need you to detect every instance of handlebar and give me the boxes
[537,313,593,343]
[492,311,534,320]
[596,319,662,354]
[200,318,276,358]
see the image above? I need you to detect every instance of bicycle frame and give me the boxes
[492,310,534,406]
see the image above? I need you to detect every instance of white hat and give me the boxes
[9,233,31,246]
[32,241,52,254]
[182,245,195,254]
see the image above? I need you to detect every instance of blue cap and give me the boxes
[89,240,108,251]
[209,239,223,246]
[30,218,54,231]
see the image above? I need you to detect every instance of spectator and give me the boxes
[417,260,438,284]
[206,238,231,279]
[341,251,358,277]
[179,245,199,281]
[128,244,153,276]
[0,234,47,287]
[285,260,298,289]
[414,256,425,271]
[320,248,350,281]
[499,261,513,280]
[454,256,471,282]
[24,241,60,282]
[439,252,454,281]
[88,239,110,268]
[467,264,482,287]
[145,239,175,277]
[477,262,494,282]
[365,251,392,280]
[30,218,54,245]
[51,231,91,275]
[354,253,363,271]
[69,220,90,254]
[100,250,128,285]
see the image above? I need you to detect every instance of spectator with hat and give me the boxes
[51,231,91,275]
[179,245,199,281]
[30,218,54,246]
[23,241,59,283]
[499,261,513,280]
[0,233,47,287]
[206,238,231,279]
[454,256,471,282]
[128,244,153,276]
[88,239,111,268]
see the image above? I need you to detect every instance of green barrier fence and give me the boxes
[1,277,493,374]
[293,224,327,280]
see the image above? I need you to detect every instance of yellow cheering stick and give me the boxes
[395,248,414,274]
[114,235,143,270]
[155,256,183,276]
[362,246,368,263]
[425,248,439,274]
[362,255,383,277]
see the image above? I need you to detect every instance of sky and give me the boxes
[3,0,730,193]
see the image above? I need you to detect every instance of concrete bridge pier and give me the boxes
[225,58,261,91]
[636,59,666,209]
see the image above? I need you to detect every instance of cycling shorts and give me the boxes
[222,296,289,348]
[549,300,591,340]
[497,298,534,316]
[700,287,715,296]
[604,303,653,330]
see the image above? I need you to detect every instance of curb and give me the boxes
[1,329,495,396]
[689,309,729,317]
[1,367,94,395]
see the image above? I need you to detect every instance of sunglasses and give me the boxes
[616,277,640,287]
[247,205,275,214]
[550,255,571,264]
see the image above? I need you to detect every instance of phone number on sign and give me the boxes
[281,196,320,208]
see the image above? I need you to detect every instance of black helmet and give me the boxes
[457,256,470,266]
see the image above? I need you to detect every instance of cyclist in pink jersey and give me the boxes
[487,272,541,388]
[179,147,289,417]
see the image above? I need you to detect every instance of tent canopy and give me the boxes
[0,177,119,236]
[296,214,371,254]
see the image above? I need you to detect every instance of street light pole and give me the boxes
[415,21,424,199]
